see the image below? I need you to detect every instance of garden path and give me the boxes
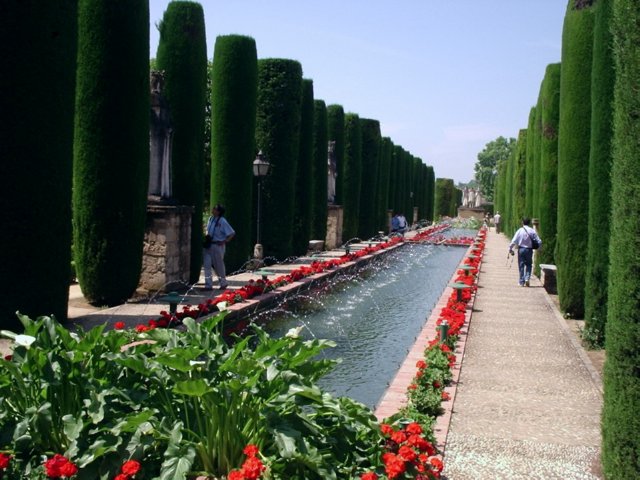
[443,230,603,480]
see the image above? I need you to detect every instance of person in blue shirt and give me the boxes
[203,204,235,290]
[508,217,542,287]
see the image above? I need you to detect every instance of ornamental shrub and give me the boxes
[377,137,393,230]
[602,1,640,477]
[73,0,149,305]
[311,100,328,241]
[342,113,362,241]
[556,0,595,317]
[292,79,314,255]
[326,105,345,205]
[210,35,258,271]
[425,166,435,222]
[0,1,77,329]
[525,107,536,217]
[536,63,561,270]
[358,118,381,239]
[584,0,614,345]
[509,129,528,233]
[434,178,455,218]
[389,145,403,214]
[156,1,207,282]
[255,59,302,260]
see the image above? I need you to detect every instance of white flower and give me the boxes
[189,360,206,367]
[285,326,303,338]
[217,301,227,312]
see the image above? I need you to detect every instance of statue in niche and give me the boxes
[327,140,337,204]
[148,70,173,201]
[462,187,469,207]
[474,189,484,208]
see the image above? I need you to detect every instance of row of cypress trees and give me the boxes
[1,1,436,330]
[494,1,639,476]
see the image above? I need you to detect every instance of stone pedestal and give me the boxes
[457,206,485,221]
[325,205,344,249]
[140,204,193,292]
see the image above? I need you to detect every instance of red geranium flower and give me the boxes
[120,460,141,476]
[405,422,423,435]
[228,471,244,480]
[114,321,126,330]
[0,453,11,469]
[241,456,265,480]
[360,472,379,480]
[44,454,78,478]
[381,423,394,436]
[243,444,260,457]
[114,475,128,480]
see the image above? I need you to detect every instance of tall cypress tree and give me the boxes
[210,35,258,271]
[326,105,345,205]
[377,137,393,231]
[602,1,640,476]
[358,118,381,238]
[390,146,403,214]
[255,59,302,260]
[73,0,149,305]
[342,113,362,241]
[532,95,543,222]
[292,79,314,255]
[311,100,328,241]
[434,178,455,218]
[536,63,561,270]
[524,107,537,216]
[557,0,595,317]
[425,166,435,222]
[510,129,527,233]
[1,1,77,329]
[584,0,614,345]
[156,1,207,283]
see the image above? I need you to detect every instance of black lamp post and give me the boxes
[253,150,271,259]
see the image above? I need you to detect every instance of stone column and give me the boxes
[325,204,344,249]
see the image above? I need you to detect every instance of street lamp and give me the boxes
[253,150,271,259]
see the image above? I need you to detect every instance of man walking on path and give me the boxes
[509,217,541,287]
[493,211,501,233]
[203,204,235,290]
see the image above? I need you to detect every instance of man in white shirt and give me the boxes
[508,217,542,287]
[493,211,502,233]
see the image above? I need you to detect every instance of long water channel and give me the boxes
[255,229,476,409]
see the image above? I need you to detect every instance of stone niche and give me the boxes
[325,205,344,250]
[140,204,193,292]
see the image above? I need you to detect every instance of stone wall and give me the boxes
[325,205,344,249]
[457,206,485,221]
[140,204,193,292]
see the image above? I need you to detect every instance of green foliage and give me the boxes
[326,105,345,205]
[584,0,614,346]
[73,0,150,305]
[0,314,384,478]
[210,35,258,271]
[556,0,594,317]
[311,100,328,241]
[342,113,363,241]
[425,166,435,222]
[358,119,381,239]
[255,59,303,260]
[0,1,77,329]
[509,130,527,235]
[293,79,315,255]
[602,1,640,477]
[474,136,516,204]
[434,178,456,218]
[536,63,561,272]
[156,1,208,283]
[377,137,393,231]
[525,107,537,216]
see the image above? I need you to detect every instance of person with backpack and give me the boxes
[508,217,542,287]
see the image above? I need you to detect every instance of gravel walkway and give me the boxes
[443,230,603,480]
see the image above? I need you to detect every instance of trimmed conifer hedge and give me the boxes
[510,129,527,233]
[425,166,435,222]
[1,1,77,329]
[255,59,302,260]
[536,63,561,270]
[389,145,403,214]
[358,118,381,239]
[584,0,614,344]
[342,113,362,241]
[525,107,536,216]
[156,1,207,283]
[311,100,328,241]
[210,35,258,271]
[73,0,149,305]
[292,79,314,255]
[326,105,345,205]
[556,0,595,317]
[602,2,640,475]
[434,178,455,218]
[377,137,393,230]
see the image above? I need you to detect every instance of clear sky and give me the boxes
[149,0,566,184]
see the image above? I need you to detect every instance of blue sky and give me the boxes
[149,1,566,184]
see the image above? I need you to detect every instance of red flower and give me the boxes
[243,444,260,457]
[3,355,11,361]
[441,391,451,401]
[407,434,430,452]
[382,452,407,479]
[114,321,126,330]
[44,454,78,478]
[0,453,11,469]
[430,457,444,472]
[135,324,149,333]
[114,475,129,480]
[241,456,265,480]
[408,383,417,390]
[405,422,423,435]
[121,460,141,476]
[360,472,379,480]
[398,445,418,462]
[390,430,407,444]
[416,360,426,370]
[381,423,394,436]
[228,471,244,480]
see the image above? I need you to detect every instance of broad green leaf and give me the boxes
[174,379,214,396]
